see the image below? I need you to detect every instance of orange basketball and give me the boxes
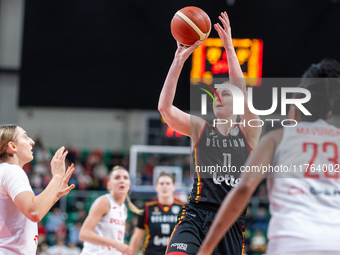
[171,6,211,46]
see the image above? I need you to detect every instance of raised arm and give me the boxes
[158,41,205,141]
[79,197,132,255]
[215,12,245,92]
[14,147,75,222]
[197,129,281,255]
[215,12,262,147]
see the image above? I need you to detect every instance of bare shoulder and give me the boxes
[89,196,110,217]
[80,196,111,232]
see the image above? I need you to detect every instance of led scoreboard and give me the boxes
[191,38,263,86]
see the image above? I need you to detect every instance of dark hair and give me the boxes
[302,58,340,79]
[294,58,340,121]
[0,124,18,161]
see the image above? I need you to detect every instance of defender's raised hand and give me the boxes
[50,146,68,178]
[56,163,76,199]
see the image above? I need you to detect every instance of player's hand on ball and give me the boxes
[174,40,202,63]
[214,11,232,48]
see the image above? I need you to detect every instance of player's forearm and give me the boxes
[29,175,63,222]
[225,45,246,91]
[198,185,252,254]
[158,58,184,113]
[79,229,116,247]
[129,234,144,255]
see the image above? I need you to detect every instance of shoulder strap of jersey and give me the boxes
[192,121,208,152]
[103,193,115,208]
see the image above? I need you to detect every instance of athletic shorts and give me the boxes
[166,203,245,255]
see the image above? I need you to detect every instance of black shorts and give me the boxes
[166,203,245,255]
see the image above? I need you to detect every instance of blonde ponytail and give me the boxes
[125,194,144,215]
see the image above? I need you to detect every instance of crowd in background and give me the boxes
[27,137,269,255]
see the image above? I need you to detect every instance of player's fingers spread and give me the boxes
[61,152,68,164]
[52,147,61,161]
[55,146,64,159]
[63,184,75,194]
[66,163,75,174]
[214,24,222,34]
[222,13,230,27]
[62,149,68,159]
[224,11,230,22]
[65,167,75,180]
[66,164,72,171]
[220,17,228,28]
[219,13,228,25]
[58,145,64,154]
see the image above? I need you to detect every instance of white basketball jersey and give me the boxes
[267,119,340,254]
[81,194,127,255]
[0,163,38,255]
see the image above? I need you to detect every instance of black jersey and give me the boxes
[137,199,185,255]
[189,122,252,210]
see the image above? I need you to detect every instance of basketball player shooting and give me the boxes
[159,12,261,255]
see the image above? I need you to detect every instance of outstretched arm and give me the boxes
[215,12,262,147]
[158,41,205,140]
[215,12,245,92]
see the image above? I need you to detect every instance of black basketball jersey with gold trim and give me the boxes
[189,122,252,210]
[137,199,185,255]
